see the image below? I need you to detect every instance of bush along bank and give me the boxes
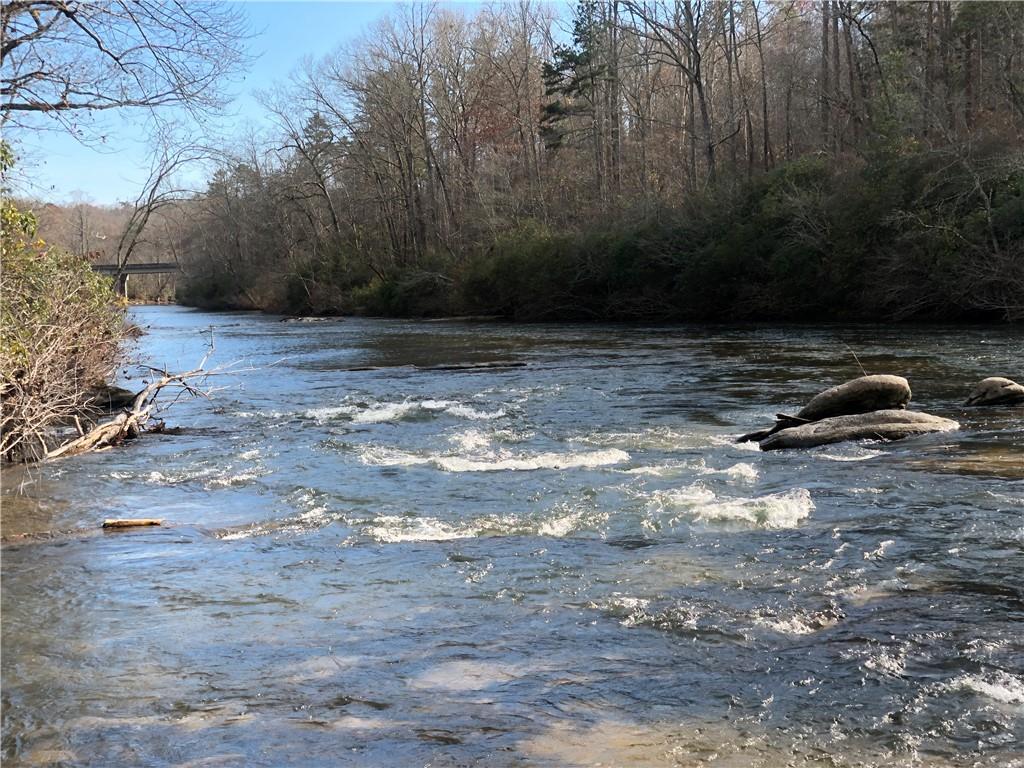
[1,145,128,462]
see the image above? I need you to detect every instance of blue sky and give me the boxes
[18,1,493,205]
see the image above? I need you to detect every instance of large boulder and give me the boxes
[738,374,912,444]
[796,375,911,421]
[964,377,1024,407]
[759,410,959,451]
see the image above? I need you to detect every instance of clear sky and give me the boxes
[16,1,490,205]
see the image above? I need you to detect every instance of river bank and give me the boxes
[2,306,1022,766]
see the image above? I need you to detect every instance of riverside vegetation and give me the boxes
[170,1,1023,322]
[0,145,128,463]
[1,0,248,463]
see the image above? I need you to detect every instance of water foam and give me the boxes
[357,446,431,467]
[576,426,704,451]
[363,500,604,542]
[863,540,895,560]
[306,398,505,424]
[703,461,759,481]
[697,488,813,528]
[205,469,268,489]
[711,434,762,451]
[448,429,492,452]
[753,614,827,635]
[946,671,1024,705]
[352,402,422,423]
[820,447,886,462]
[143,468,215,484]
[364,515,492,543]
[537,505,605,537]
[649,484,718,509]
[862,648,907,677]
[435,449,628,472]
[442,404,506,421]
[650,484,813,529]
[621,461,692,478]
[589,595,653,628]
[359,446,629,472]
[624,460,758,481]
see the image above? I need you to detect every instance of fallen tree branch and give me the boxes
[41,338,241,461]
[44,366,208,459]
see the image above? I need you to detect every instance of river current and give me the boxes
[2,306,1022,767]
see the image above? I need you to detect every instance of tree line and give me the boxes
[174,1,1023,321]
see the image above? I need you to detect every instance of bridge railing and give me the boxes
[91,262,181,275]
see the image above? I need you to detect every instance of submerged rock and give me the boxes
[89,384,137,411]
[964,377,1024,406]
[759,410,959,451]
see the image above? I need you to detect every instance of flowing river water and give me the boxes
[2,306,1023,767]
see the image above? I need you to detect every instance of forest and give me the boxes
[25,1,1024,322]
[164,0,1021,322]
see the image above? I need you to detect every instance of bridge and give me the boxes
[91,262,181,296]
[91,262,181,276]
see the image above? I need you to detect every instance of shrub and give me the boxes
[1,147,126,461]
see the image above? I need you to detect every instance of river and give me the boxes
[2,306,1022,766]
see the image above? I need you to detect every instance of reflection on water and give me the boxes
[2,307,1022,766]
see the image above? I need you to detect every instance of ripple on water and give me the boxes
[6,308,1023,768]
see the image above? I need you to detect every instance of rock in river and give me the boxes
[738,374,913,444]
[795,374,911,421]
[759,410,960,451]
[964,377,1024,406]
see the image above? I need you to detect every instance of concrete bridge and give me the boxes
[91,262,181,296]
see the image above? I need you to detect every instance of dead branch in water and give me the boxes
[43,345,233,461]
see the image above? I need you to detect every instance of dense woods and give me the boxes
[172,1,1023,321]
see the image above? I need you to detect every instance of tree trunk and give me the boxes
[752,0,773,169]
[941,1,955,132]
[723,4,738,173]
[924,1,935,137]
[831,1,841,152]
[965,30,976,131]
[841,3,862,144]
[683,0,715,183]
[820,1,831,152]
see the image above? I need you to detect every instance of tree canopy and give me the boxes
[1,0,248,133]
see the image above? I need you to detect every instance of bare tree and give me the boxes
[1,1,249,134]
[622,0,718,185]
[113,133,212,287]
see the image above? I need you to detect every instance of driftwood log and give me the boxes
[964,377,1024,406]
[759,410,959,451]
[102,518,163,528]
